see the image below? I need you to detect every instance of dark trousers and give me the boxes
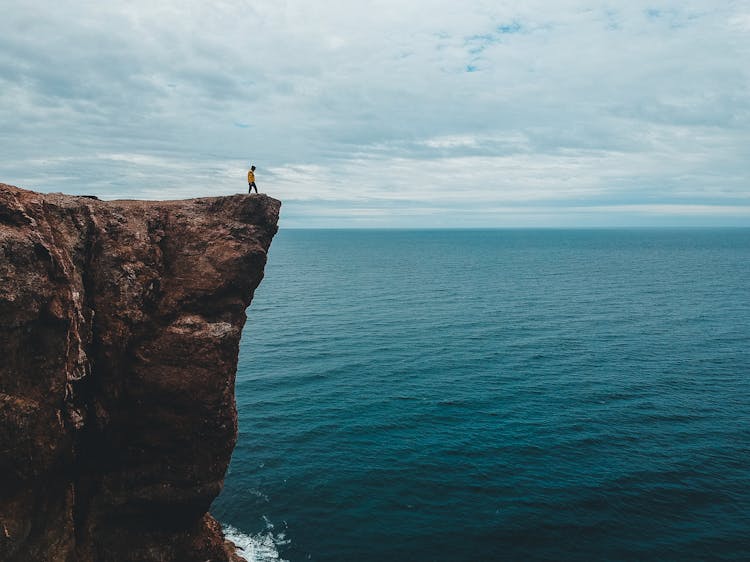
[248,182,257,194]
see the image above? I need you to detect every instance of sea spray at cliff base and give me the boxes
[223,524,288,562]
[214,228,750,561]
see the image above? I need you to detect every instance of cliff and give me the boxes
[0,183,280,562]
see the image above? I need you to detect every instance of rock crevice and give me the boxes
[0,184,280,562]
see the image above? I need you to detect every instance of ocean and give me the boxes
[211,229,750,561]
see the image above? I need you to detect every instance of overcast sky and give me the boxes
[1,1,749,227]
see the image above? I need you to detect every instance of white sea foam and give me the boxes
[223,523,289,562]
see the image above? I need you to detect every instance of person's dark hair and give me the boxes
[251,165,256,171]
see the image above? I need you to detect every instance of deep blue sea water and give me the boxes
[212,229,750,561]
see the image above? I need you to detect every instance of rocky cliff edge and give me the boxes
[0,183,280,561]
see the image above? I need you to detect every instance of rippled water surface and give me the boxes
[212,229,750,561]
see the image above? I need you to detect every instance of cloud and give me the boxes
[0,0,748,226]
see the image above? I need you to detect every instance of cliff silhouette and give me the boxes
[0,183,280,561]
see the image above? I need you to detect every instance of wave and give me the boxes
[223,523,289,562]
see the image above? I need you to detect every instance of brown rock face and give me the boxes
[0,184,280,561]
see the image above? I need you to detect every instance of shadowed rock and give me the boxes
[0,183,280,562]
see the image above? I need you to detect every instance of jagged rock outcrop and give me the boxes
[0,183,280,561]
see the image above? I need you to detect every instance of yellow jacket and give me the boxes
[247,170,255,182]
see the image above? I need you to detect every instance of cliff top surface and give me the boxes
[1,181,280,210]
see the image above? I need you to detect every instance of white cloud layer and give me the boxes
[1,0,748,226]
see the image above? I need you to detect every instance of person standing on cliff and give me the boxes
[248,165,258,194]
